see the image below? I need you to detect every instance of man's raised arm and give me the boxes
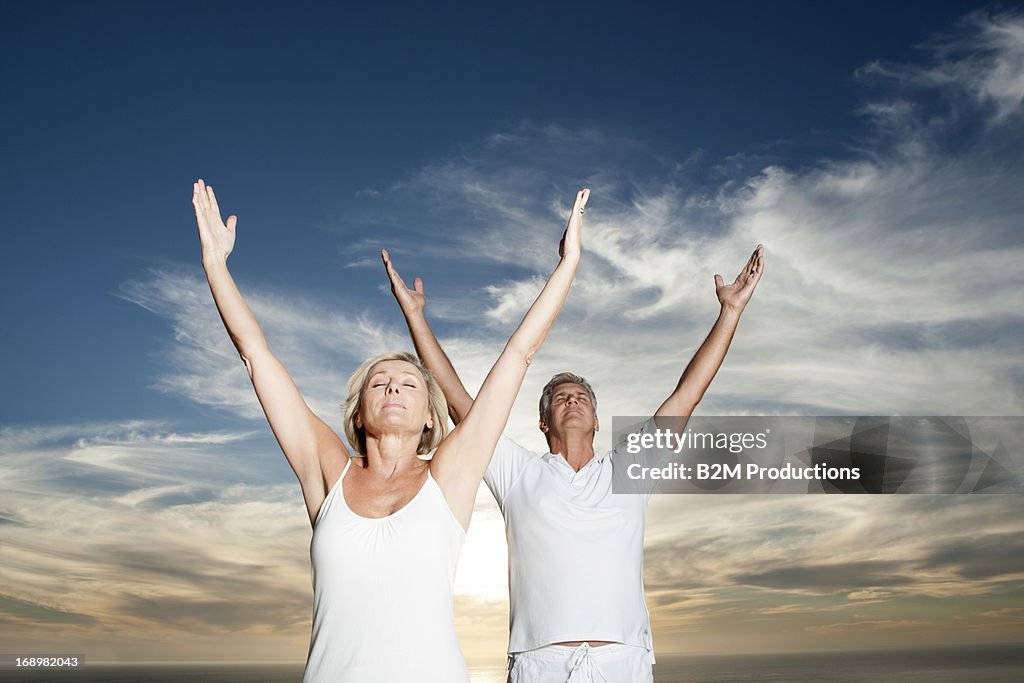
[382,250,474,425]
[655,244,765,418]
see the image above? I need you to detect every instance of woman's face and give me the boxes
[357,359,433,439]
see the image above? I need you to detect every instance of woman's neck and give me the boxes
[362,432,426,478]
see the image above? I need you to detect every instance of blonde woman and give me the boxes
[191,179,589,682]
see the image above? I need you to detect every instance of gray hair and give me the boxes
[539,372,597,421]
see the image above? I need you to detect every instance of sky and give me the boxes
[2,0,1024,670]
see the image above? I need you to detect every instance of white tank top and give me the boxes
[302,458,468,683]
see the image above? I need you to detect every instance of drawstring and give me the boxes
[565,643,608,683]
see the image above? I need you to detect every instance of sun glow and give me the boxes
[454,490,509,602]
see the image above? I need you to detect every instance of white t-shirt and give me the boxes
[484,434,654,656]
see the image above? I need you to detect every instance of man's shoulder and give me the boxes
[486,435,547,507]
[496,433,545,460]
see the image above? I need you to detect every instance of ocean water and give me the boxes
[3,644,1022,682]
[651,644,1024,682]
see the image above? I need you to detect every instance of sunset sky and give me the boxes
[2,0,1023,669]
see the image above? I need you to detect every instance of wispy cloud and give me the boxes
[859,10,1024,123]
[330,14,1024,420]
[117,268,409,426]
[0,420,316,659]
[806,619,933,634]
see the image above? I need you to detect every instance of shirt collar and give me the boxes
[542,449,606,471]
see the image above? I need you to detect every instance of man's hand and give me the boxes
[655,244,765,419]
[382,249,426,316]
[715,244,765,312]
[558,188,590,259]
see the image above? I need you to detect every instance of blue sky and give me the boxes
[2,0,1024,666]
[0,0,986,424]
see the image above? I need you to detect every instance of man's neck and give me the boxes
[548,431,596,472]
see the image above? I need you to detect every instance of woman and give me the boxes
[191,179,589,682]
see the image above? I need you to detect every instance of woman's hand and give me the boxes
[382,249,426,317]
[715,244,765,312]
[192,179,237,265]
[558,188,589,259]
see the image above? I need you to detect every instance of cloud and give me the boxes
[918,531,1024,581]
[0,420,313,656]
[975,607,1024,619]
[327,14,1024,420]
[113,594,306,633]
[805,619,933,634]
[757,603,860,615]
[859,10,1024,123]
[634,492,1024,653]
[117,268,409,427]
[0,594,96,626]
[732,561,913,594]
[1,421,262,496]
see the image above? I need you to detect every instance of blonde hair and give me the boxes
[342,351,449,456]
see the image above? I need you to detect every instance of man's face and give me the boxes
[540,382,598,437]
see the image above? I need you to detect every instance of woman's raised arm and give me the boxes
[192,180,347,525]
[429,189,589,529]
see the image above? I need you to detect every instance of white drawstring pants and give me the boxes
[507,642,653,682]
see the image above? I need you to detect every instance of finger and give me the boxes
[206,184,221,218]
[381,249,406,286]
[578,188,590,210]
[573,188,590,216]
[226,215,237,232]
[747,252,765,287]
[192,184,211,233]
[196,179,209,211]
[751,258,765,283]
[413,277,424,294]
[742,271,762,293]
[739,247,758,275]
[714,274,725,288]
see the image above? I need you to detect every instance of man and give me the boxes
[383,231,764,681]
